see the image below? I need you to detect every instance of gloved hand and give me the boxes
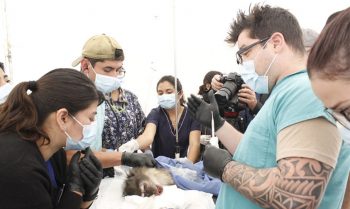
[80,147,103,201]
[102,167,115,178]
[67,151,84,195]
[187,90,225,131]
[118,139,139,153]
[121,152,156,167]
[203,145,232,181]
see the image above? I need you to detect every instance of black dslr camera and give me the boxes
[215,72,246,117]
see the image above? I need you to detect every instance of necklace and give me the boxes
[162,107,187,134]
[169,108,183,128]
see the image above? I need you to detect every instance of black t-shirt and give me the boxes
[0,131,81,209]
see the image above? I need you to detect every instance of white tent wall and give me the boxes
[0,0,348,114]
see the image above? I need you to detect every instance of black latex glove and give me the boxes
[103,167,115,178]
[80,147,103,201]
[187,90,225,131]
[203,145,232,181]
[121,152,156,167]
[67,151,84,194]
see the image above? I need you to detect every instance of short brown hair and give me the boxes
[307,8,350,80]
[226,4,305,54]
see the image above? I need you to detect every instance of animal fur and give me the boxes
[123,167,174,197]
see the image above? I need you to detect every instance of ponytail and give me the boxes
[198,84,208,95]
[198,71,223,95]
[0,81,47,141]
[0,68,101,143]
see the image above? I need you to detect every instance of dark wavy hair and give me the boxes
[226,4,305,54]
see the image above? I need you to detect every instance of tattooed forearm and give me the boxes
[222,157,333,209]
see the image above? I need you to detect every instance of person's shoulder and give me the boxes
[122,89,143,107]
[278,70,308,86]
[271,71,332,130]
[0,131,35,150]
[184,106,195,121]
[123,89,138,99]
[0,132,46,177]
[149,106,162,114]
[146,107,162,123]
[290,71,311,88]
[274,71,316,100]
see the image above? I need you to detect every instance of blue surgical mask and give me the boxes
[65,115,97,150]
[158,93,176,109]
[240,54,277,94]
[91,67,123,94]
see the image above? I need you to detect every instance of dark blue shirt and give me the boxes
[146,106,200,158]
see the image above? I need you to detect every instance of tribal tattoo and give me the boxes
[222,157,333,209]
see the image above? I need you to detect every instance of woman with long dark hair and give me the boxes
[0,68,104,209]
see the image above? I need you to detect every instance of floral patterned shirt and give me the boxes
[102,89,145,150]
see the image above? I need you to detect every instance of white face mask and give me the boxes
[158,93,177,109]
[0,83,13,104]
[65,115,97,150]
[239,39,277,94]
[90,67,123,94]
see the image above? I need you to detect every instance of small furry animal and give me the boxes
[123,167,174,197]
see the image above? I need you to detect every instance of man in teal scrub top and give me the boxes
[188,4,350,209]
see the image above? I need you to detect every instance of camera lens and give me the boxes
[215,80,238,105]
[214,72,246,113]
[215,88,232,105]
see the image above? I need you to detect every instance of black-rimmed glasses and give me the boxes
[117,67,126,78]
[326,108,350,130]
[236,37,270,65]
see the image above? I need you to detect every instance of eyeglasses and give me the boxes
[326,108,350,130]
[117,67,126,78]
[236,37,270,65]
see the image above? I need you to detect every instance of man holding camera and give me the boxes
[188,4,347,209]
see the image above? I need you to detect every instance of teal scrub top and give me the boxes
[216,70,350,209]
